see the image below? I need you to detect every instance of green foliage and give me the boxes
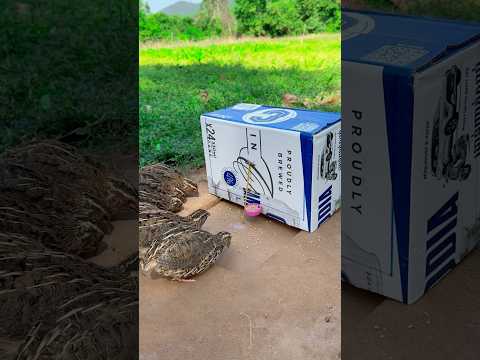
[234,0,340,37]
[140,12,222,42]
[139,0,340,42]
[297,0,341,32]
[262,0,304,36]
[234,0,267,35]
[139,35,340,167]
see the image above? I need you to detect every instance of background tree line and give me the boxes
[139,0,340,42]
[344,0,480,21]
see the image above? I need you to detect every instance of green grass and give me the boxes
[139,34,341,168]
[0,1,137,154]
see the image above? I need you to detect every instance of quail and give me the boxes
[0,141,137,257]
[139,163,198,212]
[141,229,231,281]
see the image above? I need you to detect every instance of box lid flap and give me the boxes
[203,104,340,135]
[342,9,480,72]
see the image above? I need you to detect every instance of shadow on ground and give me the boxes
[342,248,480,360]
[139,63,340,168]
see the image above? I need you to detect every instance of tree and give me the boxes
[198,0,235,35]
[235,0,340,36]
[262,0,303,36]
[139,0,150,15]
[296,0,340,32]
[234,0,267,35]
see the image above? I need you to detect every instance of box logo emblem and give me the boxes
[242,108,297,124]
[342,12,375,41]
[223,169,238,187]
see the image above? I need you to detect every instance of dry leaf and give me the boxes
[316,92,341,106]
[199,90,209,103]
[303,99,314,108]
[282,93,299,107]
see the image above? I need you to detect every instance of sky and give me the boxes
[146,0,202,13]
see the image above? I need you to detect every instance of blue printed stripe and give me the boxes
[266,213,287,224]
[383,67,414,303]
[244,190,261,204]
[300,133,313,232]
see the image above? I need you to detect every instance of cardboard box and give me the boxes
[201,104,341,232]
[342,10,480,303]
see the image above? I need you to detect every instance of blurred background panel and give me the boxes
[343,0,480,21]
[0,1,139,359]
[341,1,480,359]
[0,1,138,151]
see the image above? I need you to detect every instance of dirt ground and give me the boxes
[342,244,480,360]
[101,160,478,360]
[139,171,341,360]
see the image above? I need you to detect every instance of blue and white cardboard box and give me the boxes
[342,10,480,303]
[200,104,341,232]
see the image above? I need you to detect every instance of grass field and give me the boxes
[1,1,137,154]
[139,34,341,168]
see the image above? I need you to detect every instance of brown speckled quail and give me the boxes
[141,229,231,281]
[0,232,137,339]
[139,209,209,237]
[2,140,138,220]
[139,201,160,215]
[139,206,209,260]
[15,292,138,360]
[0,234,138,360]
[0,141,139,359]
[139,163,198,212]
[0,141,138,256]
[139,189,184,213]
[12,266,138,360]
[139,204,209,226]
[0,165,111,256]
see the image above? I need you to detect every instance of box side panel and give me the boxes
[311,123,342,232]
[201,116,214,191]
[341,61,409,302]
[201,116,309,231]
[409,40,480,303]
